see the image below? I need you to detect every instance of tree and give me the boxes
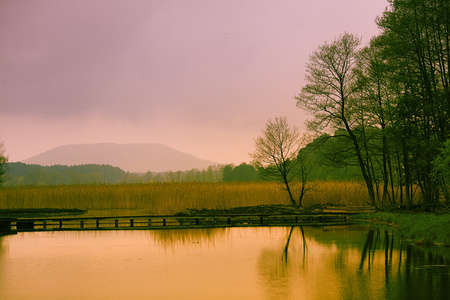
[251,116,308,206]
[376,0,450,205]
[0,139,8,187]
[221,164,234,182]
[221,163,259,182]
[295,33,377,205]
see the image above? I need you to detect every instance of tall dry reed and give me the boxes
[0,181,370,215]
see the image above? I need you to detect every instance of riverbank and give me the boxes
[0,204,324,219]
[354,212,450,245]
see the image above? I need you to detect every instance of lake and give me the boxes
[0,226,449,300]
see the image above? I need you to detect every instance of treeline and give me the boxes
[5,163,259,185]
[5,151,362,186]
[6,163,130,185]
[5,163,226,185]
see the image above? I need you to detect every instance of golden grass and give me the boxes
[0,181,370,215]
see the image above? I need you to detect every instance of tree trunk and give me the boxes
[282,175,297,206]
[343,118,376,205]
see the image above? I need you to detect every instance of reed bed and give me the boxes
[301,180,370,206]
[0,181,370,215]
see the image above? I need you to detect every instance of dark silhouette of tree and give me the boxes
[296,33,377,205]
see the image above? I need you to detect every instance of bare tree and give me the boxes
[295,33,377,205]
[251,116,308,206]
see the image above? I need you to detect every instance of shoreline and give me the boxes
[2,206,449,245]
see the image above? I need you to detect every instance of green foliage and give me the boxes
[373,0,450,204]
[300,133,370,181]
[6,163,127,185]
[147,165,222,182]
[432,140,450,201]
[0,139,8,187]
[295,0,449,207]
[222,163,260,182]
[6,163,225,186]
[363,212,450,244]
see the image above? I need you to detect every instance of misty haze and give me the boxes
[23,143,217,173]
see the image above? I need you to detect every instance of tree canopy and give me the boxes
[295,0,449,207]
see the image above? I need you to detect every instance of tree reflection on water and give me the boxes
[256,226,450,300]
[357,229,450,300]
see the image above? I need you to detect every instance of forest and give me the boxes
[293,0,449,208]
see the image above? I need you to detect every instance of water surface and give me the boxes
[0,226,448,300]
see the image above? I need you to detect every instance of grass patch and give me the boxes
[355,212,450,244]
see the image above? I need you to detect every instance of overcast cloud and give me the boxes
[0,0,388,165]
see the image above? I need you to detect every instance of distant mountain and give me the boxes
[22,143,217,173]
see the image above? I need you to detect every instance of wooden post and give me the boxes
[80,220,84,228]
[130,219,134,227]
[260,217,264,225]
[115,220,119,227]
[59,221,63,229]
[43,221,47,229]
[227,218,231,225]
[0,220,12,233]
[96,220,100,228]
[148,219,151,227]
[163,219,166,226]
[195,218,199,225]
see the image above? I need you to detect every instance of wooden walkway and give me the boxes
[0,213,352,234]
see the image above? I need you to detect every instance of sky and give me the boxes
[0,0,389,165]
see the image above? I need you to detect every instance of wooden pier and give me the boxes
[0,213,351,233]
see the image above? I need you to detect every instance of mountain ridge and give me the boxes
[22,143,217,173]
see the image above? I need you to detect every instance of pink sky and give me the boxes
[0,0,388,165]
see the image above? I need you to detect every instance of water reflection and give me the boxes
[0,226,448,300]
[257,227,308,299]
[149,227,229,250]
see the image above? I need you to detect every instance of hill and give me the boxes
[22,143,217,173]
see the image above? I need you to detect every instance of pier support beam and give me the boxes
[16,221,34,230]
[0,220,12,233]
